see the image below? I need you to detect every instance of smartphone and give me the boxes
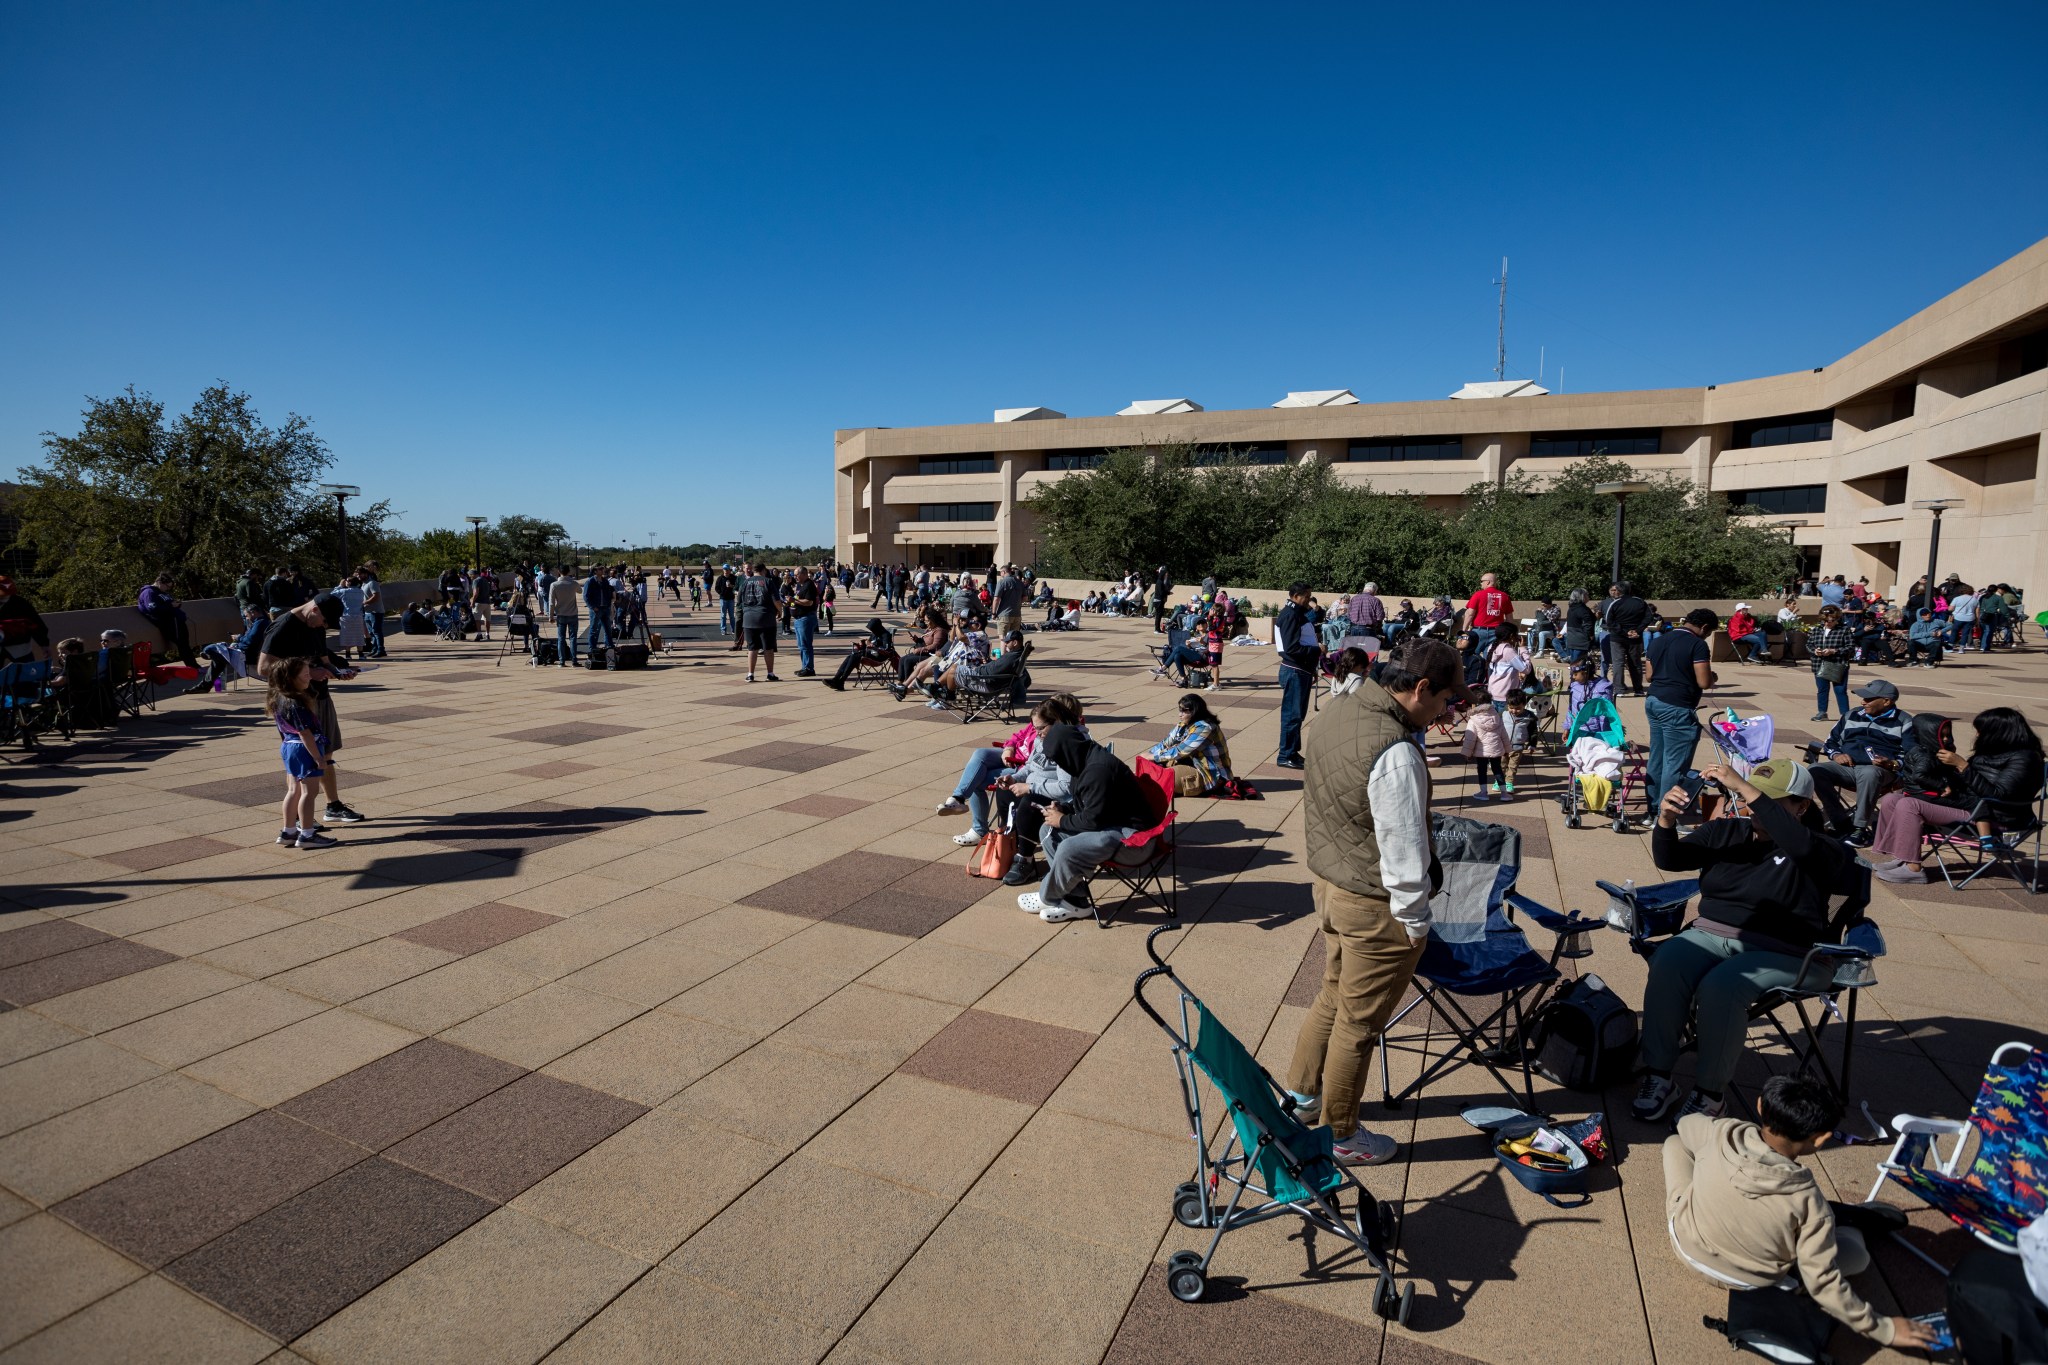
[1911,1312,1954,1353]
[1677,770,1708,801]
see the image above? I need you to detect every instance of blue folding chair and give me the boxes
[0,660,53,749]
[1378,815,1607,1110]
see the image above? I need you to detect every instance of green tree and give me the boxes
[8,383,368,609]
[492,515,568,570]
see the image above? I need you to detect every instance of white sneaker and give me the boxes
[952,829,984,847]
[1631,1073,1679,1122]
[1330,1130,1399,1166]
[1287,1091,1321,1124]
[936,796,967,815]
[1674,1089,1725,1124]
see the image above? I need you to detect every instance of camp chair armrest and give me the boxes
[1881,1116,1972,1178]
[1505,893,1606,939]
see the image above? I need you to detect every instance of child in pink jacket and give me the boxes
[1460,701,1510,801]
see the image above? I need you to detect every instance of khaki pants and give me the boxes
[1286,877,1427,1139]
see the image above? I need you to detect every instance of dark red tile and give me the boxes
[0,918,115,969]
[168,771,389,808]
[1104,1263,1471,1364]
[740,851,927,919]
[899,1008,1095,1106]
[510,761,599,780]
[886,861,996,913]
[102,837,242,872]
[832,891,966,938]
[498,722,642,746]
[164,1158,493,1341]
[280,1039,526,1151]
[352,705,465,725]
[707,743,866,773]
[0,939,179,1005]
[549,681,639,695]
[394,903,560,956]
[384,1072,645,1202]
[55,1111,366,1268]
[774,795,871,819]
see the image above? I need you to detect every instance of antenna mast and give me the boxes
[1494,257,1508,380]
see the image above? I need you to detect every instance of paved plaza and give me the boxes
[2,599,2045,1364]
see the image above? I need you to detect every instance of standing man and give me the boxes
[257,594,368,826]
[1463,571,1510,658]
[951,573,978,622]
[1287,637,1468,1165]
[1640,607,1719,826]
[547,565,580,666]
[265,564,300,620]
[1605,581,1653,695]
[1809,680,1912,846]
[714,564,738,645]
[1273,581,1321,769]
[359,562,386,659]
[1152,565,1173,633]
[234,566,263,621]
[787,566,821,677]
[738,560,782,682]
[582,565,615,659]
[993,564,1026,639]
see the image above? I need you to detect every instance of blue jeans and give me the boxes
[555,615,579,663]
[1527,627,1554,655]
[1278,664,1314,764]
[792,614,816,671]
[954,747,1009,834]
[1733,631,1769,662]
[1814,673,1849,717]
[1470,626,1496,658]
[587,614,614,651]
[1644,695,1701,813]
[719,599,734,633]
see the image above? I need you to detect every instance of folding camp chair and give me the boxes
[847,630,901,692]
[1378,815,1609,1109]
[130,640,200,711]
[1134,924,1412,1320]
[497,610,538,666]
[1089,756,1178,929]
[98,646,141,720]
[1921,777,2048,892]
[1874,1042,2045,1262]
[0,660,54,749]
[1613,864,1884,1116]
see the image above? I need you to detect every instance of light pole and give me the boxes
[1912,498,1962,606]
[1594,480,1652,587]
[318,484,360,575]
[465,516,488,571]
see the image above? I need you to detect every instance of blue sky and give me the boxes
[4,2,2045,546]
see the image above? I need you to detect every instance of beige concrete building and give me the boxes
[835,234,2048,594]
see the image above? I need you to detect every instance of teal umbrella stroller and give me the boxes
[1133,924,1411,1320]
[1559,696,1649,832]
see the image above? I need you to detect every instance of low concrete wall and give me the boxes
[35,579,440,653]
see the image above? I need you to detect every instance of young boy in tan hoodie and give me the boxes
[1663,1074,1935,1352]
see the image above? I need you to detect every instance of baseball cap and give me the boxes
[1734,602,1751,611]
[312,594,344,627]
[1746,759,1815,802]
[1852,679,1899,701]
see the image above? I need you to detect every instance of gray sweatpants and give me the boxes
[1041,826,1137,905]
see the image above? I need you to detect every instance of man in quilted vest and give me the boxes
[1286,637,1469,1165]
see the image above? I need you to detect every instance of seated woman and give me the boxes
[1865,706,2045,884]
[930,631,1029,707]
[988,694,1086,883]
[892,621,987,700]
[823,619,897,691]
[939,691,1073,847]
[1634,760,1850,1125]
[1142,693,1236,797]
[1385,599,1420,642]
[894,610,949,683]
[136,573,200,668]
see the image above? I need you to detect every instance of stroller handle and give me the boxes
[1131,922,1191,1040]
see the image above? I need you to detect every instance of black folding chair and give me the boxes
[1922,779,2048,892]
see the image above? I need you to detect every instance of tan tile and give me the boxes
[184,1009,417,1106]
[439,982,645,1070]
[975,959,1141,1035]
[962,1108,1187,1253]
[0,1072,254,1203]
[498,874,642,917]
[656,904,811,960]
[856,938,1021,1006]
[1,1272,276,1364]
[0,1187,33,1227]
[101,982,328,1068]
[547,1267,834,1365]
[748,922,907,982]
[924,900,1063,959]
[660,961,844,1038]
[804,1073,1032,1199]
[0,1038,163,1136]
[559,938,739,1008]
[468,917,649,981]
[193,919,376,977]
[663,1041,891,1151]
[348,956,544,1034]
[30,960,245,1035]
[0,1213,148,1349]
[664,1155,949,1333]
[542,1012,754,1107]
[513,1110,783,1263]
[773,983,959,1069]
[130,904,302,957]
[0,1010,86,1067]
[841,1205,1149,1364]
[70,887,248,938]
[293,1207,643,1365]
[268,938,455,1003]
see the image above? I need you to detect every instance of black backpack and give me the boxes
[1529,975,1638,1090]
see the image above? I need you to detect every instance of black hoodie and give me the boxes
[1894,714,1954,798]
[1042,724,1156,834]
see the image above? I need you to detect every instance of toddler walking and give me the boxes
[1460,700,1509,801]
[1501,688,1536,797]
[265,658,337,850]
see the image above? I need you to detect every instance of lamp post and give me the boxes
[318,484,360,575]
[1911,498,1963,606]
[1593,480,1652,587]
[464,516,488,571]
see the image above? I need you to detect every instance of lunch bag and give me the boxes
[1528,975,1638,1090]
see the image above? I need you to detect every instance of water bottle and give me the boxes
[1604,878,1636,932]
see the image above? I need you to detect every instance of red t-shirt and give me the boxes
[1466,588,1510,629]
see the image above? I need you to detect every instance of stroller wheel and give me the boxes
[1378,1200,1401,1249]
[1374,1277,1414,1324]
[1172,1182,1208,1228]
[1167,1258,1208,1304]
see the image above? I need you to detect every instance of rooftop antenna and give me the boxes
[1493,257,1508,380]
[1538,345,1545,386]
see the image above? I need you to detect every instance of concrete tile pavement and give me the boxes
[2,601,2044,1361]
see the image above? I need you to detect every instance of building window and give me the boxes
[1726,485,1827,515]
[1346,438,1467,462]
[1526,429,1662,457]
[1046,449,1106,470]
[916,503,997,522]
[1732,411,1834,448]
[917,455,997,475]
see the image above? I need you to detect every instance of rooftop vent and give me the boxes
[1117,398,1203,416]
[1449,380,1549,400]
[1273,389,1359,408]
[994,406,1065,422]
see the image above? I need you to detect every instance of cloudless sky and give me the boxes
[4,1,2046,547]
